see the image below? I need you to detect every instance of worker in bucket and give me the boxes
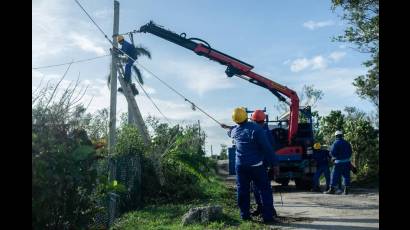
[311,143,331,192]
[220,107,278,223]
[249,109,279,218]
[324,130,353,195]
[115,35,138,96]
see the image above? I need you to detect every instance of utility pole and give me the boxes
[128,104,134,124]
[108,0,119,151]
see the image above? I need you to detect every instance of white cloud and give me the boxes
[290,58,310,72]
[290,55,327,72]
[32,0,109,67]
[92,8,112,19]
[288,67,372,114]
[32,0,70,61]
[329,51,346,62]
[311,56,327,70]
[161,60,236,95]
[303,20,335,30]
[69,32,106,55]
[282,59,291,65]
[138,85,156,94]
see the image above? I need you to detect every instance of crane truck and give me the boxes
[138,21,316,189]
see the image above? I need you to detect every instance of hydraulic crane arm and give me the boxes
[138,21,300,144]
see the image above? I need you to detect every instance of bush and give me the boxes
[317,107,379,181]
[141,118,217,204]
[32,78,104,229]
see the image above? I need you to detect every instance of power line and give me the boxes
[74,0,222,126]
[132,74,171,123]
[133,61,223,126]
[32,54,110,70]
[74,0,113,42]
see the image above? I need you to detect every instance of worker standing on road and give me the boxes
[220,107,278,223]
[311,143,331,192]
[249,110,279,218]
[324,130,353,195]
[115,35,138,96]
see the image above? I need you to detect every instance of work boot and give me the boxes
[343,186,349,195]
[324,187,336,194]
[325,185,330,191]
[130,83,139,96]
[251,206,262,216]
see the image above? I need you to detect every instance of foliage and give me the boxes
[331,0,379,109]
[32,74,103,229]
[141,117,217,203]
[343,107,378,178]
[107,44,151,89]
[317,107,378,179]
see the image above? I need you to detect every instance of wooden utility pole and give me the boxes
[128,104,134,124]
[108,0,119,151]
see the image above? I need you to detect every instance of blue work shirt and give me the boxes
[330,137,352,162]
[227,122,277,167]
[312,149,331,167]
[262,128,278,167]
[120,40,136,59]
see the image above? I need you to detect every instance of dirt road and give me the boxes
[217,160,379,229]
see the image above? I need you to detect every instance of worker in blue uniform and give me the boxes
[248,110,279,218]
[324,130,353,195]
[221,107,278,223]
[116,35,138,96]
[311,143,331,192]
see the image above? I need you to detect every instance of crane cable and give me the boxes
[74,0,223,126]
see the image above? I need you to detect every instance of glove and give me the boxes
[220,123,232,129]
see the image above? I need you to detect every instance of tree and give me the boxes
[219,144,228,160]
[275,84,324,115]
[318,110,345,145]
[317,107,378,180]
[343,107,378,178]
[32,75,102,229]
[331,0,379,109]
[107,43,152,126]
[107,44,151,92]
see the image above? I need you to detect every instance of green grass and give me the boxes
[110,177,278,230]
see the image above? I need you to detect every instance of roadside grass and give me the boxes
[111,176,277,230]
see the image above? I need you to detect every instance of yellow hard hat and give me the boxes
[116,35,124,43]
[232,107,247,124]
[313,143,321,150]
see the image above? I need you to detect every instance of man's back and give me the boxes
[313,149,330,166]
[229,122,273,166]
[330,138,352,160]
[120,40,136,57]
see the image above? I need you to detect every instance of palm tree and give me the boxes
[107,43,152,126]
[107,44,152,94]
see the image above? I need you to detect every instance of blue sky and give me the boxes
[32,0,375,155]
